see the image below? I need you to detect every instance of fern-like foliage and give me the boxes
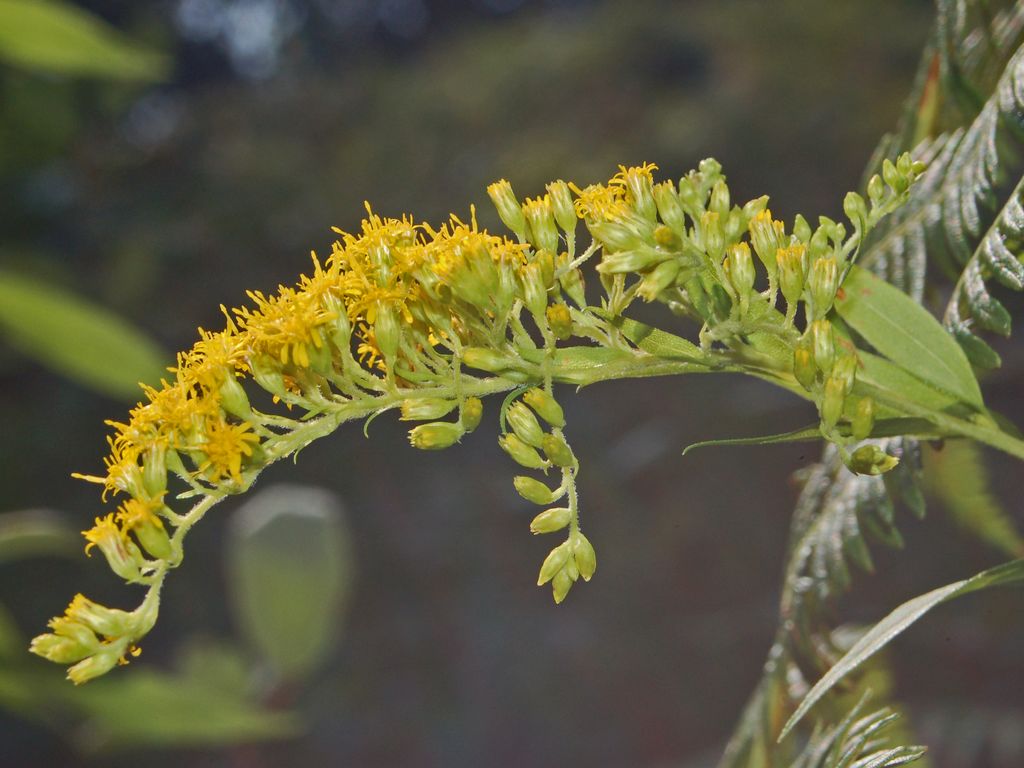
[782,441,924,627]
[945,175,1024,366]
[861,43,1024,299]
[792,696,925,768]
[720,2,1024,765]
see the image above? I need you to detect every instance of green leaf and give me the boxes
[683,419,944,457]
[0,509,78,564]
[924,441,1024,557]
[0,0,168,80]
[72,664,300,749]
[854,351,963,414]
[0,271,168,400]
[520,345,629,370]
[836,265,984,408]
[227,484,354,681]
[781,556,1024,739]
[608,315,705,361]
[682,425,823,455]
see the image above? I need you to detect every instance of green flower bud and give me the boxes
[587,219,649,252]
[67,643,124,685]
[843,191,868,232]
[523,387,566,428]
[724,243,756,297]
[523,196,560,254]
[142,444,168,498]
[653,180,685,231]
[115,497,173,561]
[546,180,577,234]
[537,541,572,585]
[165,447,188,480]
[571,531,597,581]
[852,397,875,441]
[463,347,515,375]
[487,179,527,239]
[499,433,549,469]
[536,249,556,287]
[677,176,701,212]
[521,262,549,318]
[882,158,904,194]
[723,209,746,243]
[777,245,806,309]
[546,303,573,340]
[84,515,144,582]
[461,397,483,432]
[897,151,914,176]
[742,194,769,221]
[508,402,545,447]
[749,209,783,271]
[218,375,252,420]
[514,475,560,505]
[625,166,658,221]
[400,398,457,421]
[374,302,401,360]
[653,223,682,249]
[709,179,730,216]
[701,211,724,258]
[794,345,817,391]
[530,506,572,534]
[560,265,587,307]
[29,627,96,665]
[552,569,574,604]
[541,433,576,468]
[326,295,352,348]
[250,355,288,398]
[867,173,884,203]
[65,594,135,638]
[408,422,464,450]
[637,259,681,302]
[811,319,835,374]
[698,156,723,182]
[793,213,812,243]
[821,375,846,432]
[831,354,857,395]
[596,247,669,274]
[846,444,900,475]
[808,257,839,319]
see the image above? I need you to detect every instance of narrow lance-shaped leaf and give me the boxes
[835,265,984,408]
[781,556,1024,739]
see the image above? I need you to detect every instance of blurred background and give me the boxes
[2,0,1023,766]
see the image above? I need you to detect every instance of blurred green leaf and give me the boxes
[71,665,300,750]
[0,602,23,660]
[924,441,1024,557]
[0,270,168,400]
[228,484,354,681]
[0,0,167,80]
[0,509,78,564]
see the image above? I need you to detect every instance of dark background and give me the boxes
[2,1,1023,766]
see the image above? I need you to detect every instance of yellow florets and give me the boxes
[196,416,260,484]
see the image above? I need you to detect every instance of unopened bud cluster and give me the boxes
[499,387,593,603]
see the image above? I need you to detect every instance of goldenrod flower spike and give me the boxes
[32,156,922,682]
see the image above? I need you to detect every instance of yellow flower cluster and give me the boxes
[33,158,921,682]
[34,166,636,681]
